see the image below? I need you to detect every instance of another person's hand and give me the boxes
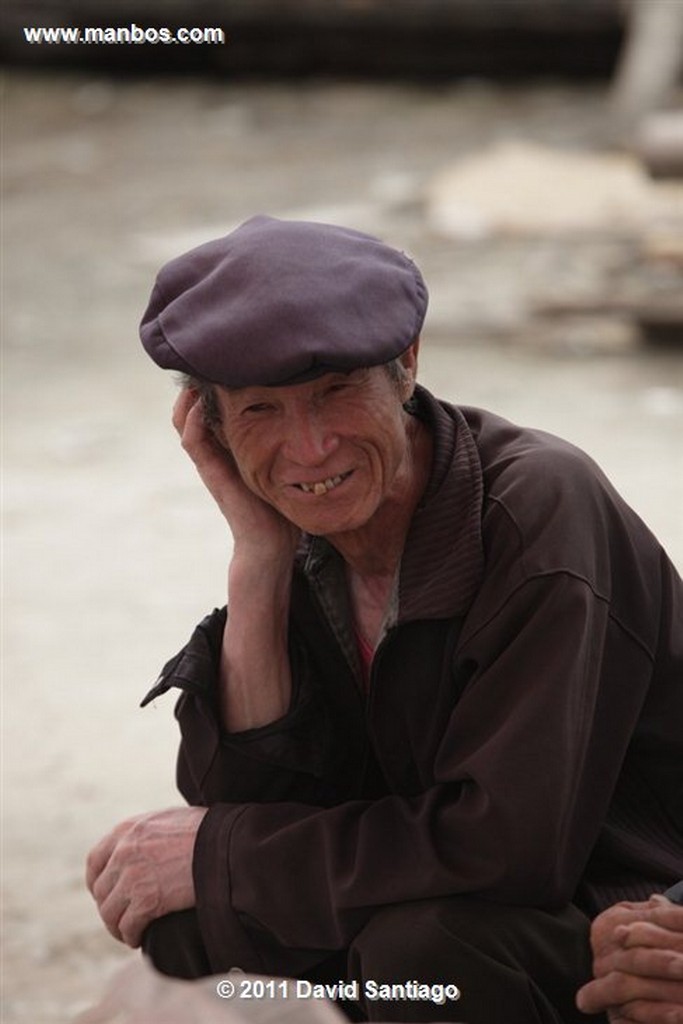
[576,894,683,1023]
[173,388,299,560]
[86,807,207,948]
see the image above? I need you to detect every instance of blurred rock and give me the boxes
[74,960,346,1024]
[426,141,683,237]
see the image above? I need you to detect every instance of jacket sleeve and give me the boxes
[190,569,683,973]
[141,607,347,807]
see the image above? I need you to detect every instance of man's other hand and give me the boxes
[86,807,207,948]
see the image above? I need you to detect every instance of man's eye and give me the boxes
[242,403,275,415]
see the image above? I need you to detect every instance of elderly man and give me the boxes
[87,216,683,1024]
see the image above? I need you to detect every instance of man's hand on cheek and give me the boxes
[85,807,207,948]
[173,388,300,559]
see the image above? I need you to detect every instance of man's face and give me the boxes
[213,351,417,538]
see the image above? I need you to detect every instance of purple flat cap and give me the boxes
[139,215,428,388]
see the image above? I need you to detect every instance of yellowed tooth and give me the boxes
[313,482,327,496]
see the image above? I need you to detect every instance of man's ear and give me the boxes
[399,338,420,398]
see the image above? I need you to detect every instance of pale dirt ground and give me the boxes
[2,70,683,1023]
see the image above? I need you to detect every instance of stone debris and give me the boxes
[426,140,683,237]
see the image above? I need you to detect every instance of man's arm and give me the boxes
[173,388,299,732]
[576,893,683,1022]
[87,390,302,946]
[220,550,292,731]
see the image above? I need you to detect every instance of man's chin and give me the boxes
[285,506,373,540]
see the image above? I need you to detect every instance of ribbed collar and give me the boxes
[299,385,485,625]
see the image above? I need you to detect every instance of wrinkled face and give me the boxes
[214,351,418,537]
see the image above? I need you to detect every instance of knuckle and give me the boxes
[120,925,137,948]
[593,906,626,938]
[120,911,145,949]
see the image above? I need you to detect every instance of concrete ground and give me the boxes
[2,70,682,1023]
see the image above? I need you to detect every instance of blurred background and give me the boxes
[2,2,683,1021]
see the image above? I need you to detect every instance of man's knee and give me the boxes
[348,896,594,1023]
[352,895,591,969]
[350,898,459,976]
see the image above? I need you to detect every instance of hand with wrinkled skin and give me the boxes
[172,387,299,561]
[85,807,207,948]
[576,895,683,1022]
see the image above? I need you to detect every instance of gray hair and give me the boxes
[176,373,222,427]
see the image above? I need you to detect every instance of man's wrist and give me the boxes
[229,544,295,581]
[228,552,294,612]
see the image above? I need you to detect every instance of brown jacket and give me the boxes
[144,387,683,973]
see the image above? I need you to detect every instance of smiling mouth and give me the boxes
[295,471,352,496]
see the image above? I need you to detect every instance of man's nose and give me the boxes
[281,409,339,465]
